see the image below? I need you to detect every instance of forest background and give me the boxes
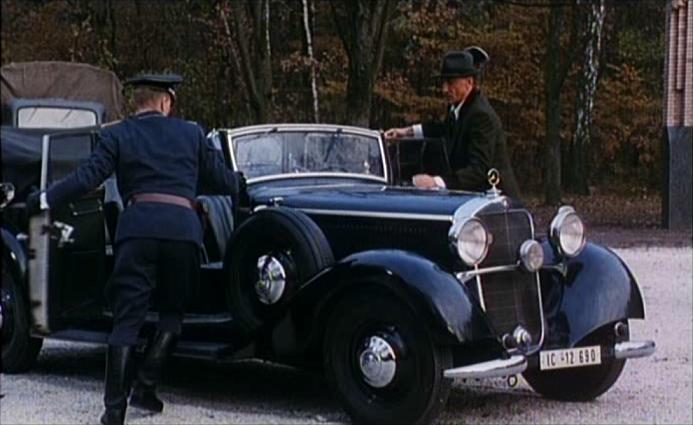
[1,0,666,227]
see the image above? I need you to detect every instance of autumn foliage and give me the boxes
[0,0,665,197]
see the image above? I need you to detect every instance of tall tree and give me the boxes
[302,0,319,123]
[543,1,578,205]
[329,0,394,126]
[219,0,273,123]
[567,0,606,195]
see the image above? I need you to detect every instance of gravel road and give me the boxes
[1,246,691,425]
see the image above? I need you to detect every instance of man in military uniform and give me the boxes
[385,49,520,198]
[27,73,244,425]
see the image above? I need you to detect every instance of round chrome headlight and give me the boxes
[550,206,586,257]
[455,218,490,266]
[519,240,544,272]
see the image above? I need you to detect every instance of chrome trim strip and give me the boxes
[475,274,486,312]
[444,355,527,379]
[40,134,49,190]
[102,311,234,325]
[28,134,52,333]
[248,172,387,185]
[527,207,546,356]
[614,340,656,359]
[224,123,381,139]
[456,263,520,282]
[299,207,453,222]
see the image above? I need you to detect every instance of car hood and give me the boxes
[248,182,494,218]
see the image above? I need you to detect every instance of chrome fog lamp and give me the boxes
[549,206,586,257]
[455,218,490,266]
[519,240,544,272]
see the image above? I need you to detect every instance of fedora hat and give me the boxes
[463,46,490,70]
[435,50,478,79]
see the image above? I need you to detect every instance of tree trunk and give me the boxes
[302,0,320,123]
[330,0,394,127]
[220,0,273,123]
[543,3,565,206]
[568,0,606,195]
[542,1,580,205]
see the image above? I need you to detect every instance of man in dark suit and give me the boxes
[27,74,244,425]
[385,49,520,198]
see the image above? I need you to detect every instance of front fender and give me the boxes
[2,228,28,283]
[283,250,495,354]
[540,240,645,348]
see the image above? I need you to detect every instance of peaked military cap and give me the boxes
[124,73,183,99]
[435,50,478,79]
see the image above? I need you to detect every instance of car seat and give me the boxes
[196,195,234,263]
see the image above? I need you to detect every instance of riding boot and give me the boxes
[129,330,177,413]
[100,345,134,425]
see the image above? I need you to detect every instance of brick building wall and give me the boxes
[664,0,692,229]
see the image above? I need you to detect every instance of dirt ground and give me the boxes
[524,192,692,248]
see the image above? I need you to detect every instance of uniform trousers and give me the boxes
[105,238,199,346]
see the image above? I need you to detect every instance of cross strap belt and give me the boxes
[128,193,196,210]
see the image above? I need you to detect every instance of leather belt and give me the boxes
[128,193,196,210]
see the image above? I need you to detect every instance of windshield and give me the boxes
[232,130,386,181]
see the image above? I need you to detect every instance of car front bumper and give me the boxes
[443,339,656,380]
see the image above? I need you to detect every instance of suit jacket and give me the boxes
[422,90,520,198]
[46,111,240,245]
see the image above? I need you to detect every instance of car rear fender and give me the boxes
[2,228,27,284]
[539,240,645,348]
[283,250,496,352]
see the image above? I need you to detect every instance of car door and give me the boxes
[27,130,107,334]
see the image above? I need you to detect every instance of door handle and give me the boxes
[42,221,75,247]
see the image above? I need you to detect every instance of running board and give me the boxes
[44,329,236,361]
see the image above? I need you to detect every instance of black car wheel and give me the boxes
[226,208,334,332]
[1,258,43,373]
[324,288,452,425]
[523,321,628,401]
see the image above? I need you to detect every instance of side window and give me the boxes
[18,107,98,129]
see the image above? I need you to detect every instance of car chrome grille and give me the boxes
[477,271,542,341]
[480,210,532,267]
[476,209,542,344]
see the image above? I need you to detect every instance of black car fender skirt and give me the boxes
[539,241,645,348]
[289,249,496,350]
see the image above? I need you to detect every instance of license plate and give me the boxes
[539,345,601,370]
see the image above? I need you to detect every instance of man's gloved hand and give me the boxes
[25,190,44,216]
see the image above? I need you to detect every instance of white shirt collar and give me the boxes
[450,101,464,120]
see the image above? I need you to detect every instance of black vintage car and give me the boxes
[2,120,657,424]
[1,64,655,425]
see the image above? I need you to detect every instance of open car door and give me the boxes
[387,137,451,186]
[28,130,107,334]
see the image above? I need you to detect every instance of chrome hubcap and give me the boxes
[358,335,397,388]
[255,254,287,305]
